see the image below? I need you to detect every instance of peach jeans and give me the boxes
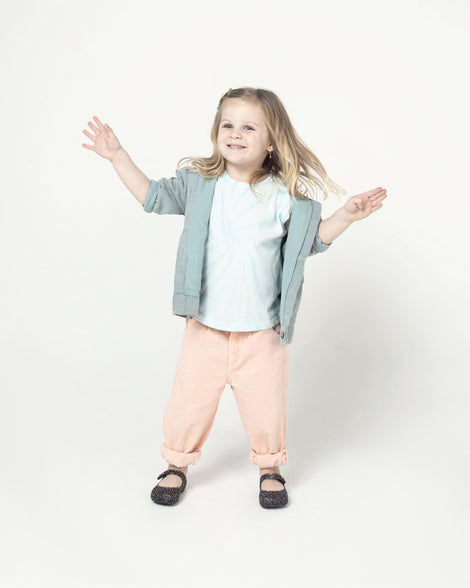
[160,316,290,468]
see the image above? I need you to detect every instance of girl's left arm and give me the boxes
[317,186,388,244]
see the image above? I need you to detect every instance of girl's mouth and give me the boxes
[227,144,246,150]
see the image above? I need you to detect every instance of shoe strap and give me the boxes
[259,473,286,487]
[157,469,187,492]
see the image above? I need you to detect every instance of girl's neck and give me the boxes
[223,165,252,184]
[224,164,269,184]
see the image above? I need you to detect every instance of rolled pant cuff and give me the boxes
[160,443,201,467]
[249,448,288,468]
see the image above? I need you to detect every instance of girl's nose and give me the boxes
[230,128,242,139]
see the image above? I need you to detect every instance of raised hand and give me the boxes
[343,187,388,222]
[81,116,122,161]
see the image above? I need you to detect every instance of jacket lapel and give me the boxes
[185,175,218,295]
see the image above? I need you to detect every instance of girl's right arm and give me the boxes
[82,115,150,205]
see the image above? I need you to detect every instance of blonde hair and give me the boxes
[177,87,347,201]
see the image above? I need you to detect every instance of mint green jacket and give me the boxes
[142,168,331,344]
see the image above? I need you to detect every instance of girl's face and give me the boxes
[217,99,273,182]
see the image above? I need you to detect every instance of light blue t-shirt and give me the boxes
[193,171,296,331]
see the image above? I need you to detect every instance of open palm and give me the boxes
[344,187,388,221]
[81,115,121,161]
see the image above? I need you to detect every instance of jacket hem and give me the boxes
[172,292,200,316]
[280,323,293,345]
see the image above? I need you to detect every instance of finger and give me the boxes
[82,129,95,142]
[93,116,105,129]
[369,190,388,204]
[364,187,386,198]
[375,191,388,202]
[82,143,94,150]
[366,190,387,202]
[88,120,100,133]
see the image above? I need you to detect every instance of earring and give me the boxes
[269,150,273,159]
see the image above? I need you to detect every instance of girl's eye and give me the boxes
[221,123,255,130]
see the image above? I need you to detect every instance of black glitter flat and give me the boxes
[150,469,187,506]
[259,473,288,509]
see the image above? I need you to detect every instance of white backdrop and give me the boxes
[2,0,469,587]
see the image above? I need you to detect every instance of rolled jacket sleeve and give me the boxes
[311,229,332,253]
[308,215,332,256]
[142,168,190,215]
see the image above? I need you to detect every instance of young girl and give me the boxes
[82,87,387,509]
